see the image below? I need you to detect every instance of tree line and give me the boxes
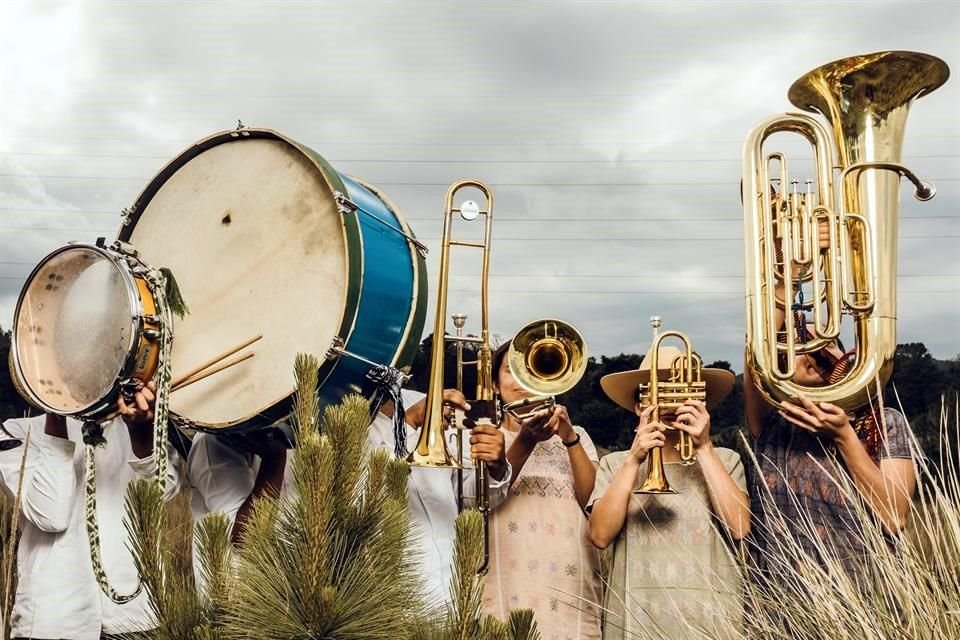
[404,333,960,461]
[2,328,957,462]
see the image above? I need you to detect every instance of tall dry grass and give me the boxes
[596,394,960,639]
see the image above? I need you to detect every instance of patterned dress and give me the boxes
[748,407,913,580]
[588,448,747,640]
[482,426,603,640]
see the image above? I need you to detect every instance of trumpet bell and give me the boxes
[508,319,587,397]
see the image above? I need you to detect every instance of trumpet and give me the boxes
[501,319,587,421]
[408,180,497,574]
[635,318,705,495]
[743,51,949,411]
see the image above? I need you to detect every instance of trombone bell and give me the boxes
[502,319,587,420]
[508,319,586,396]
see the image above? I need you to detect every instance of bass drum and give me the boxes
[119,128,427,433]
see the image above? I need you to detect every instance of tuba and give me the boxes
[501,319,587,421]
[408,180,497,574]
[636,317,705,495]
[743,51,949,411]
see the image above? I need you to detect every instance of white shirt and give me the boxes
[0,415,183,640]
[186,432,296,532]
[366,390,512,604]
[186,430,296,592]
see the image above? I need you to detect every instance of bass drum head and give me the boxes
[125,136,347,429]
[13,246,137,414]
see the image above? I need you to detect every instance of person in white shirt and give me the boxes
[0,383,184,640]
[367,388,511,604]
[188,389,510,605]
[187,427,293,545]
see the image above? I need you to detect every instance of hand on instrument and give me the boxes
[673,399,713,451]
[629,405,666,465]
[817,217,830,251]
[545,404,576,444]
[778,393,854,442]
[404,389,471,429]
[119,381,156,429]
[516,407,557,445]
[470,423,507,480]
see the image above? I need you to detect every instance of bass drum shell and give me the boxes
[118,128,426,433]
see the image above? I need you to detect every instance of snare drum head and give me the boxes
[124,135,348,428]
[14,246,137,414]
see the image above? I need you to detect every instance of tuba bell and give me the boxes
[742,51,949,411]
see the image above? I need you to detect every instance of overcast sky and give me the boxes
[1,0,958,369]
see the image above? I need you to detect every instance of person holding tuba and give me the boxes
[0,385,184,640]
[588,338,749,640]
[740,50,943,587]
[481,339,603,640]
[743,216,916,583]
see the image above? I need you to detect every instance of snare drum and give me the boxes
[10,241,161,418]
[118,128,427,433]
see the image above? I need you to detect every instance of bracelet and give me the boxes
[562,433,581,448]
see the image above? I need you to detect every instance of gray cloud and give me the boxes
[1,0,958,367]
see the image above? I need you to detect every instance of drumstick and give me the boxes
[171,334,263,388]
[102,346,258,421]
[172,351,255,391]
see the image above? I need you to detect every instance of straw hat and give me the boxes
[600,344,735,412]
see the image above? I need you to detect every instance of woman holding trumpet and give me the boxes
[588,336,749,640]
[481,339,603,640]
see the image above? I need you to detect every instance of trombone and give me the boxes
[408,180,497,574]
[452,312,477,512]
[501,319,587,421]
[635,317,705,495]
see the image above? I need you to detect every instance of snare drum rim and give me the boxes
[118,128,365,431]
[10,243,149,418]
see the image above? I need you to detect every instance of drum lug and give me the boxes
[142,314,161,324]
[325,337,411,383]
[143,329,161,340]
[121,206,136,227]
[333,191,358,216]
[325,336,349,361]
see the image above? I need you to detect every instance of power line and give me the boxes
[2,209,957,223]
[426,289,959,294]
[0,275,954,295]
[0,259,954,278]
[0,227,957,240]
[3,151,958,163]
[7,132,960,145]
[3,174,959,186]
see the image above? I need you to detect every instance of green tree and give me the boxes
[0,329,33,421]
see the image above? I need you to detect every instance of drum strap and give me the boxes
[365,365,410,459]
[83,267,174,604]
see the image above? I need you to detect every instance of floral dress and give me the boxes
[482,426,602,640]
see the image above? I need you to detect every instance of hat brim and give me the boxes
[600,367,735,413]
